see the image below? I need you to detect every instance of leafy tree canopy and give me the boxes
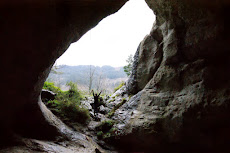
[123,54,133,76]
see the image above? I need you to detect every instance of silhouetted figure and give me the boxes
[92,90,102,118]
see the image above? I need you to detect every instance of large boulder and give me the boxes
[127,27,163,94]
[41,89,56,102]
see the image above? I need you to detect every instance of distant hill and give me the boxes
[47,65,128,94]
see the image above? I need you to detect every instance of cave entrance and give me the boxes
[42,0,155,135]
[46,0,155,95]
[1,0,156,151]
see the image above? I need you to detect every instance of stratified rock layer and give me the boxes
[117,0,230,152]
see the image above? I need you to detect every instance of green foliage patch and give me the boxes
[43,81,90,125]
[43,81,61,93]
[96,120,115,132]
[96,120,118,141]
[114,81,125,93]
[123,54,133,76]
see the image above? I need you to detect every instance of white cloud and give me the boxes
[56,0,155,67]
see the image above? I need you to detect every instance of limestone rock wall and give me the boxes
[118,0,230,152]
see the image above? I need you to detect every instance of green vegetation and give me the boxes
[108,96,116,103]
[43,81,90,125]
[123,54,133,76]
[97,131,104,139]
[108,99,115,103]
[129,94,133,99]
[107,98,127,118]
[114,81,125,93]
[43,81,61,93]
[103,128,117,139]
[96,120,115,132]
[96,120,118,141]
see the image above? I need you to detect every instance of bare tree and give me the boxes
[50,62,63,75]
[88,65,96,94]
[49,62,63,88]
[95,72,112,95]
[101,78,110,95]
[96,72,105,93]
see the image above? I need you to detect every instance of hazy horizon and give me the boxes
[55,64,126,68]
[48,64,127,93]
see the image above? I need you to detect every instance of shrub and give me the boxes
[43,81,90,125]
[58,101,90,124]
[114,81,125,93]
[95,120,118,141]
[66,81,82,100]
[43,81,61,93]
[96,120,115,132]
[97,131,103,139]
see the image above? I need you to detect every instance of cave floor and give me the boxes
[0,137,107,153]
[0,113,116,153]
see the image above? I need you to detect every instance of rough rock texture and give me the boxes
[0,99,107,153]
[117,0,230,152]
[107,86,129,109]
[0,0,127,148]
[126,44,140,94]
[127,31,163,94]
[2,0,230,152]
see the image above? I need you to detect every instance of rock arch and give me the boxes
[0,0,128,144]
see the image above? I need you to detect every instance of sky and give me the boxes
[56,0,155,67]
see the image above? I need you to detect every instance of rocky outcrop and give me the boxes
[126,44,140,94]
[41,89,56,102]
[115,0,230,152]
[127,29,163,94]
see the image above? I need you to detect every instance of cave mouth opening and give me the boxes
[40,0,155,146]
[45,0,155,94]
[38,0,156,150]
[1,0,157,151]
